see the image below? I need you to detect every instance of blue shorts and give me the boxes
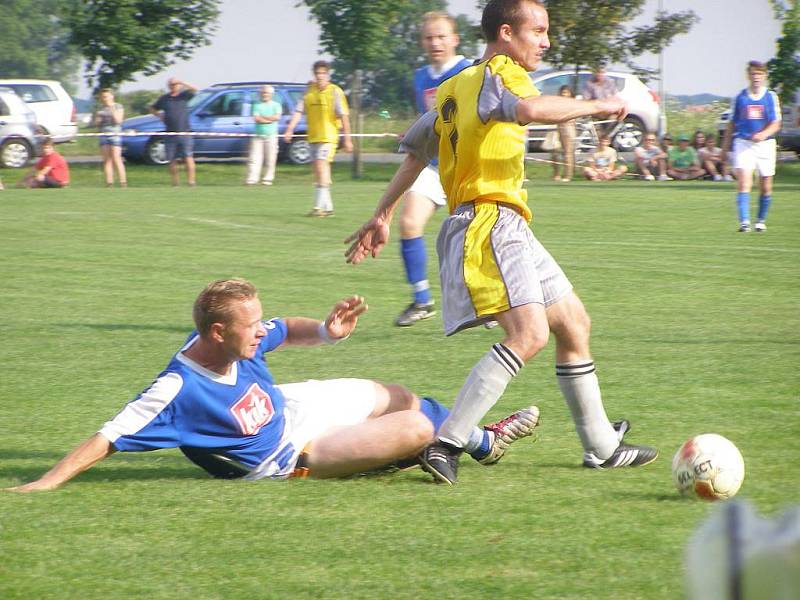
[165,135,194,161]
[99,135,122,147]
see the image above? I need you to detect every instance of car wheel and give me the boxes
[0,138,32,168]
[144,137,168,165]
[612,116,646,151]
[286,139,311,165]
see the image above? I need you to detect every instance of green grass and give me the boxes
[1,161,799,599]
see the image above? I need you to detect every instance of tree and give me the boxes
[0,0,81,94]
[536,1,697,82]
[67,0,221,92]
[768,0,800,106]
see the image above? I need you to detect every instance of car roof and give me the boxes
[531,68,636,78]
[209,81,307,88]
[0,79,62,86]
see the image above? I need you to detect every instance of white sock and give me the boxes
[463,426,487,454]
[317,185,332,211]
[556,361,618,459]
[313,185,324,210]
[439,344,522,448]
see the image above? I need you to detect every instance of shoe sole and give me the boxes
[419,457,455,485]
[395,310,436,327]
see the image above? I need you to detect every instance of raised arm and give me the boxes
[6,433,115,493]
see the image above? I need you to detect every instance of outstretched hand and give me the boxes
[324,295,368,339]
[594,97,628,122]
[344,217,391,264]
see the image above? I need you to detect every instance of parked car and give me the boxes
[528,69,666,151]
[0,86,45,168]
[0,79,77,143]
[121,81,311,165]
[717,90,800,156]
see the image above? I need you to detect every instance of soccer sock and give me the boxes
[438,343,522,449]
[319,185,333,211]
[736,192,751,223]
[400,237,431,304]
[757,194,772,222]
[556,361,618,460]
[419,397,491,457]
[313,185,324,210]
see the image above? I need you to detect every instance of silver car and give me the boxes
[529,69,667,151]
[0,86,44,168]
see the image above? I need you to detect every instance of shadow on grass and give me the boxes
[54,322,188,333]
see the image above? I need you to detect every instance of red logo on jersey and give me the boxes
[230,384,274,436]
[747,105,765,120]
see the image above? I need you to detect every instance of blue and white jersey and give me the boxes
[99,318,289,469]
[731,87,781,141]
[413,55,473,113]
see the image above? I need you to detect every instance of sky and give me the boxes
[99,0,782,100]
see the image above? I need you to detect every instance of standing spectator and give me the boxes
[94,88,127,188]
[634,132,669,180]
[667,135,705,180]
[246,85,282,186]
[551,85,576,182]
[393,11,472,327]
[582,65,618,136]
[19,139,70,188]
[698,133,733,182]
[582,134,627,180]
[150,78,198,187]
[283,61,352,217]
[722,60,781,233]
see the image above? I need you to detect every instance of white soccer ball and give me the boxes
[672,434,745,501]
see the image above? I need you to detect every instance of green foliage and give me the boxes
[768,0,800,106]
[302,0,481,112]
[0,0,80,93]
[67,0,221,92]
[543,0,698,82]
[118,89,163,117]
[1,161,799,599]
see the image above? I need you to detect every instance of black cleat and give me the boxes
[583,443,658,469]
[419,441,462,485]
[612,419,631,441]
[395,302,436,327]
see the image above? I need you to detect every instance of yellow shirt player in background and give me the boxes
[346,0,658,485]
[284,60,352,216]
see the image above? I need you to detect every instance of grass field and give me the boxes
[1,160,798,599]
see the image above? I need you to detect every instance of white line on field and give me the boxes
[553,240,799,254]
[154,214,261,230]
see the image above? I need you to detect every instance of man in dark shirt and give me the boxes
[150,78,198,186]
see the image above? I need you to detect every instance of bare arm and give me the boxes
[344,153,427,264]
[721,121,734,156]
[517,95,627,126]
[282,111,302,142]
[340,114,353,152]
[283,296,368,346]
[752,119,781,143]
[6,433,116,493]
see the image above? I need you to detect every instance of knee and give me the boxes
[405,411,435,447]
[383,383,419,411]
[505,327,549,363]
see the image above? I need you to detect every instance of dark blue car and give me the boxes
[121,82,311,165]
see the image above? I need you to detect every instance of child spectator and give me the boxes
[667,135,705,180]
[698,134,733,181]
[19,139,70,188]
[583,134,628,180]
[634,132,670,180]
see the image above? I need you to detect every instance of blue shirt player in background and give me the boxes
[722,60,782,232]
[8,278,539,492]
[393,11,472,327]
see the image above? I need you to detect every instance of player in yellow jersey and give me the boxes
[284,60,353,216]
[346,0,658,484]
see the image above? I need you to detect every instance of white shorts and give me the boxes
[408,165,447,207]
[310,142,335,163]
[436,202,573,336]
[732,138,776,177]
[245,378,377,480]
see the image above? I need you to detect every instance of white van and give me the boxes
[0,79,77,143]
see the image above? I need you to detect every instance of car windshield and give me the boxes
[188,91,214,110]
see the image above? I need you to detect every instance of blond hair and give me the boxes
[422,11,458,31]
[193,278,257,336]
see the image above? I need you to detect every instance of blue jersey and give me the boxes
[413,56,473,113]
[99,318,289,469]
[731,87,781,141]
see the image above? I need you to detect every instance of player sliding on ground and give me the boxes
[7,278,539,492]
[345,0,658,485]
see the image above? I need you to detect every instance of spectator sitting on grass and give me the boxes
[698,133,733,182]
[633,132,669,180]
[18,139,70,188]
[667,135,705,180]
[582,135,628,181]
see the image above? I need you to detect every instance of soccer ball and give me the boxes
[672,434,745,501]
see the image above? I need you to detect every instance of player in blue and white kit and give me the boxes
[394,12,473,327]
[8,279,539,492]
[722,61,782,232]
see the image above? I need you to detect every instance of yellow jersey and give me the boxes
[434,55,539,222]
[299,83,349,144]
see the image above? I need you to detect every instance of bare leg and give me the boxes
[185,156,196,186]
